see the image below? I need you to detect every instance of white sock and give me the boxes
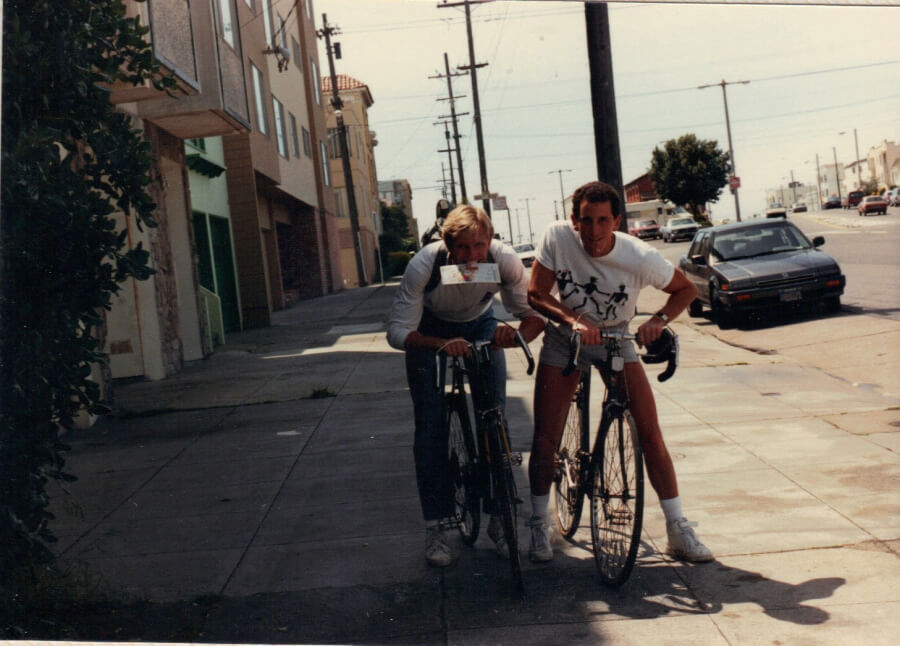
[660,496,683,524]
[530,494,550,522]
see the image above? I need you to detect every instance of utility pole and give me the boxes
[440,0,492,216]
[840,128,861,189]
[519,198,534,244]
[832,146,842,204]
[698,78,749,222]
[318,14,366,287]
[549,169,572,220]
[584,4,626,231]
[430,53,469,203]
[435,121,457,203]
[815,153,823,207]
[514,207,522,243]
[438,164,449,199]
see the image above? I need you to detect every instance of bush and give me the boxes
[386,251,413,277]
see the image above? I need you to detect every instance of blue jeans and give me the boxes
[406,308,507,522]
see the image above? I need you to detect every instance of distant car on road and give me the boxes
[857,195,888,216]
[843,190,865,209]
[628,219,661,239]
[765,203,787,218]
[513,242,535,267]
[822,196,841,210]
[678,219,845,328]
[790,202,807,213]
[887,187,900,206]
[659,216,699,243]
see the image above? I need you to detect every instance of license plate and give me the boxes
[779,289,802,302]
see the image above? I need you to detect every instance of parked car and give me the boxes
[513,242,536,267]
[628,219,661,239]
[765,203,787,218]
[843,190,864,209]
[790,202,807,213]
[659,216,700,243]
[857,195,888,216]
[887,187,900,206]
[822,195,841,210]
[678,219,845,328]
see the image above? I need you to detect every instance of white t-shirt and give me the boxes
[387,239,541,350]
[535,221,674,328]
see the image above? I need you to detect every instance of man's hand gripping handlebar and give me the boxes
[562,328,679,382]
[435,329,535,390]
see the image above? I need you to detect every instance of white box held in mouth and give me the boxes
[440,263,500,286]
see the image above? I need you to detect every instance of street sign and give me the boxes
[492,195,508,210]
[729,176,741,190]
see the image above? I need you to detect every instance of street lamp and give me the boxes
[839,128,861,189]
[699,79,750,222]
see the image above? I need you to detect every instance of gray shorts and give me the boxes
[539,321,638,371]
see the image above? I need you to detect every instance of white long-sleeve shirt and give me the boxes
[387,239,542,350]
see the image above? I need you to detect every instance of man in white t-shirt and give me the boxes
[525,181,713,564]
[388,204,545,567]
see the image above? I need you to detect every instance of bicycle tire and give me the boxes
[555,371,590,537]
[487,414,524,597]
[447,393,480,544]
[590,409,644,587]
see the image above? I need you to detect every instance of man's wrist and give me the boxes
[653,310,670,323]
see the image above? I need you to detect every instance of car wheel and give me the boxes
[826,296,841,314]
[688,299,703,318]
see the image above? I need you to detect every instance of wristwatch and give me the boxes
[654,310,669,323]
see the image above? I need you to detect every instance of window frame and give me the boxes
[289,113,300,158]
[272,95,288,158]
[250,62,268,135]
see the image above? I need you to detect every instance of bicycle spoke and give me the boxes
[555,374,588,537]
[448,395,480,544]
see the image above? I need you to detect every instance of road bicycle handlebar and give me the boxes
[563,328,678,382]
[434,329,535,390]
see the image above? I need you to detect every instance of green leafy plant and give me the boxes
[1,0,174,632]
[650,134,730,225]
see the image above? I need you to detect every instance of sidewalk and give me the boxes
[49,282,900,644]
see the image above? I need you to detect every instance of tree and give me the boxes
[378,202,413,254]
[649,134,730,225]
[1,0,173,625]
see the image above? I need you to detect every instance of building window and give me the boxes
[291,37,302,71]
[251,62,267,134]
[262,0,274,47]
[305,0,312,19]
[327,128,346,160]
[320,140,331,186]
[312,59,321,105]
[243,0,253,8]
[187,138,207,152]
[289,113,300,157]
[302,127,312,158]
[272,96,287,158]
[217,0,235,48]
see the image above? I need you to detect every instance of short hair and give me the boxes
[441,204,494,248]
[571,181,622,220]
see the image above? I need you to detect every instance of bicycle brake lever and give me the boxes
[562,331,582,377]
[514,330,535,376]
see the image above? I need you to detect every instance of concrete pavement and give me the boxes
[49,281,900,644]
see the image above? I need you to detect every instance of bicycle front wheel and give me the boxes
[447,393,480,544]
[488,417,524,597]
[590,409,644,587]
[555,371,590,537]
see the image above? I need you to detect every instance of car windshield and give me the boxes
[670,218,695,226]
[639,220,657,226]
[514,243,534,253]
[711,224,811,261]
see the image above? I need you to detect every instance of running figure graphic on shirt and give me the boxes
[556,270,630,320]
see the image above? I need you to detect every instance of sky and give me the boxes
[312,0,900,241]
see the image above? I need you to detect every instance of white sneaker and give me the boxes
[487,515,509,559]
[528,518,553,562]
[666,517,714,563]
[425,527,452,567]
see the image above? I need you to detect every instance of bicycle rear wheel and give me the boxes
[447,393,480,544]
[555,371,590,537]
[487,415,524,597]
[590,409,644,587]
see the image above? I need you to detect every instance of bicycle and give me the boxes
[553,326,678,587]
[439,325,535,597]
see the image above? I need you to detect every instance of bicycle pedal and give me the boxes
[509,452,523,466]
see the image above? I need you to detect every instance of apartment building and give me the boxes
[103,0,339,382]
[378,179,418,242]
[322,74,380,288]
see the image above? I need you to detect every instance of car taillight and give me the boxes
[826,279,842,287]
